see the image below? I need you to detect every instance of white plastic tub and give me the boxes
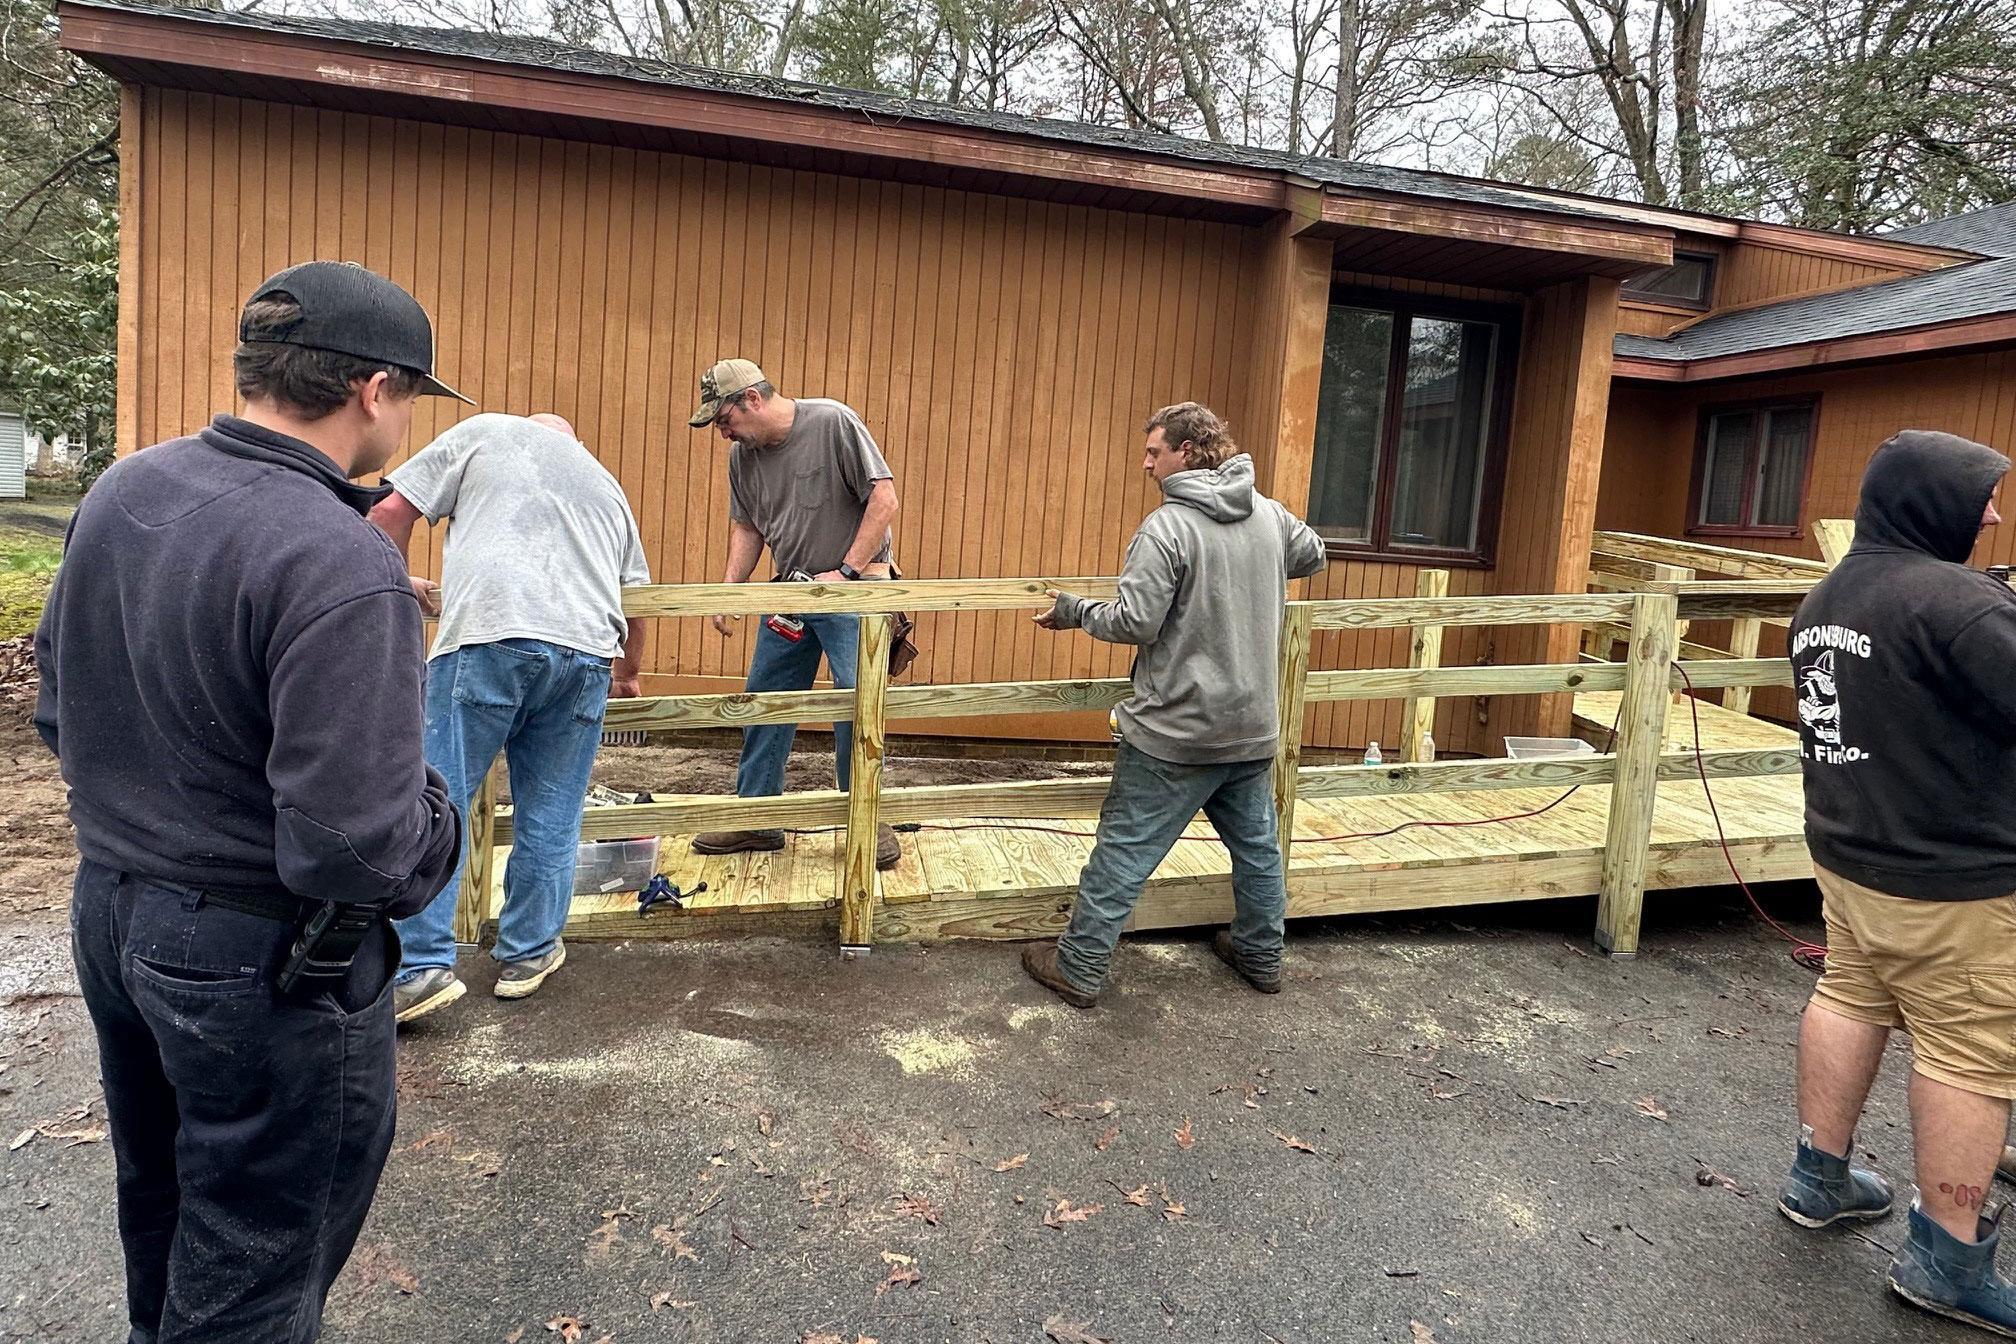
[1503,736,1598,761]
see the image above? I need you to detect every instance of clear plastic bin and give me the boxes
[571,837,660,896]
[1504,736,1597,760]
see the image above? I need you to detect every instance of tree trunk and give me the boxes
[769,0,807,75]
[1332,0,1359,157]
[1665,0,1708,208]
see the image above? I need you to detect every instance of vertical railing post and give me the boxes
[840,614,893,954]
[1272,604,1314,874]
[1400,569,1448,763]
[1722,616,1762,717]
[453,760,501,945]
[1595,592,1677,957]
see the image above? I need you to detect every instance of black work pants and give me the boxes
[69,858,399,1344]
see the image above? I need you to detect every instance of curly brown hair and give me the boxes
[1143,402,1238,470]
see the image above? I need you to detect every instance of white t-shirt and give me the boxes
[389,414,650,661]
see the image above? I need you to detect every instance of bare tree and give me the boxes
[1324,0,1481,159]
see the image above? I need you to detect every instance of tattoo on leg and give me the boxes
[1939,1182,1987,1211]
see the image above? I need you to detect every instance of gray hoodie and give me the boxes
[1053,453,1327,764]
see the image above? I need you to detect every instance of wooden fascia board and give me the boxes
[59,4,1286,212]
[1611,311,2016,383]
[1320,191,1674,269]
[1731,220,1976,272]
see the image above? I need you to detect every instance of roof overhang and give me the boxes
[1613,311,2016,383]
[60,0,1672,286]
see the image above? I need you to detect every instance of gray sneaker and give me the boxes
[393,967,466,1024]
[495,940,567,1000]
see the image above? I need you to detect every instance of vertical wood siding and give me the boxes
[126,90,1616,754]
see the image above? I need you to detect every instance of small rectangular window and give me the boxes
[1623,251,1717,308]
[1691,400,1817,536]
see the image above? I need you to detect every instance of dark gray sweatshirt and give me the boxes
[33,416,461,916]
[1053,454,1327,764]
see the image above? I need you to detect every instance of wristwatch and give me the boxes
[837,562,862,581]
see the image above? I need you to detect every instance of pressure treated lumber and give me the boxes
[1400,569,1448,764]
[619,577,1120,618]
[1596,593,1678,957]
[1590,530,1830,580]
[494,791,849,846]
[840,614,892,947]
[1813,519,1856,567]
[1307,593,1636,631]
[453,762,500,944]
[1272,604,1313,871]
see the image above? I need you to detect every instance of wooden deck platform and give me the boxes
[488,693,1811,944]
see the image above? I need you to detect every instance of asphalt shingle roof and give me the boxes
[73,0,1624,226]
[1882,202,2016,258]
[1614,254,2016,363]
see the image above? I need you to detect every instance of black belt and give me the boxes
[200,887,313,922]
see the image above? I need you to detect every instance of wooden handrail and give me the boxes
[451,586,1802,955]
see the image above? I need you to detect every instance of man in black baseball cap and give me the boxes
[34,260,464,1340]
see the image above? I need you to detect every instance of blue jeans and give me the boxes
[1056,741,1288,993]
[737,612,861,796]
[394,639,610,978]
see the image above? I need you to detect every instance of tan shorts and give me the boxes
[1812,864,2016,1098]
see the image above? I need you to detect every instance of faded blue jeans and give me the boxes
[1056,741,1288,993]
[736,612,861,796]
[395,639,610,979]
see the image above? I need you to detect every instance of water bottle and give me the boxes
[1363,741,1383,766]
[1419,731,1436,764]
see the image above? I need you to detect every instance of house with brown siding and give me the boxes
[58,0,2016,757]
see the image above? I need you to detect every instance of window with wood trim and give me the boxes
[1307,293,1516,563]
[1622,250,1717,309]
[1689,399,1818,537]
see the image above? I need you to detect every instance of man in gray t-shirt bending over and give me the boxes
[686,358,904,870]
[370,411,649,1022]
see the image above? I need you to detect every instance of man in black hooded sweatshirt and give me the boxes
[34,262,465,1343]
[1779,428,2016,1334]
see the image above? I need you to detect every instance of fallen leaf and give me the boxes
[388,1266,419,1295]
[802,1334,845,1344]
[650,1292,697,1311]
[1093,1126,1118,1152]
[585,1219,624,1256]
[803,1179,834,1209]
[1160,1196,1186,1223]
[1272,1129,1317,1154]
[407,1129,454,1152]
[1428,1084,1461,1101]
[1531,1095,1588,1109]
[1174,1117,1196,1151]
[1121,1184,1152,1207]
[880,1251,915,1267]
[1580,1231,1607,1249]
[545,1317,585,1343]
[44,1122,107,1146]
[1707,1025,1746,1039]
[893,1192,941,1226]
[1042,1314,1112,1344]
[1043,1199,1103,1228]
[1042,1097,1119,1122]
[757,1110,776,1137]
[876,1261,922,1296]
[455,1150,503,1178]
[651,1224,699,1263]
[994,1153,1029,1172]
[1411,1321,1437,1343]
[9,1128,32,1151]
[1635,1096,1670,1121]
[1242,1084,1261,1110]
[506,1329,525,1343]
[1694,1162,1754,1197]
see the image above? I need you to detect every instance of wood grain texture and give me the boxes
[840,614,892,945]
[1400,569,1448,763]
[1595,594,1677,956]
[1272,603,1313,869]
[454,763,499,944]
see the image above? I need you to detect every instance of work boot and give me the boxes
[1889,1199,2016,1336]
[1021,942,1099,1009]
[692,828,786,855]
[1778,1125,1894,1228]
[495,940,567,1000]
[1212,931,1282,994]
[393,967,466,1024]
[877,824,902,871]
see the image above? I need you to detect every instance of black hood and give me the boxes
[1852,429,2009,564]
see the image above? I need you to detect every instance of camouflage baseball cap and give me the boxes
[689,358,768,428]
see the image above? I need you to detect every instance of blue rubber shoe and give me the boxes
[1778,1125,1894,1228]
[1889,1200,2016,1337]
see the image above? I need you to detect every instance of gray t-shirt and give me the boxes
[728,398,894,576]
[389,413,650,661]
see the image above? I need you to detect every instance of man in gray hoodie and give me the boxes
[1022,402,1327,1007]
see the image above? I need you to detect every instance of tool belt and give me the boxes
[769,568,921,680]
[202,888,379,996]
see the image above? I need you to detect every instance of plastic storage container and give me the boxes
[1503,736,1597,760]
[571,837,660,896]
